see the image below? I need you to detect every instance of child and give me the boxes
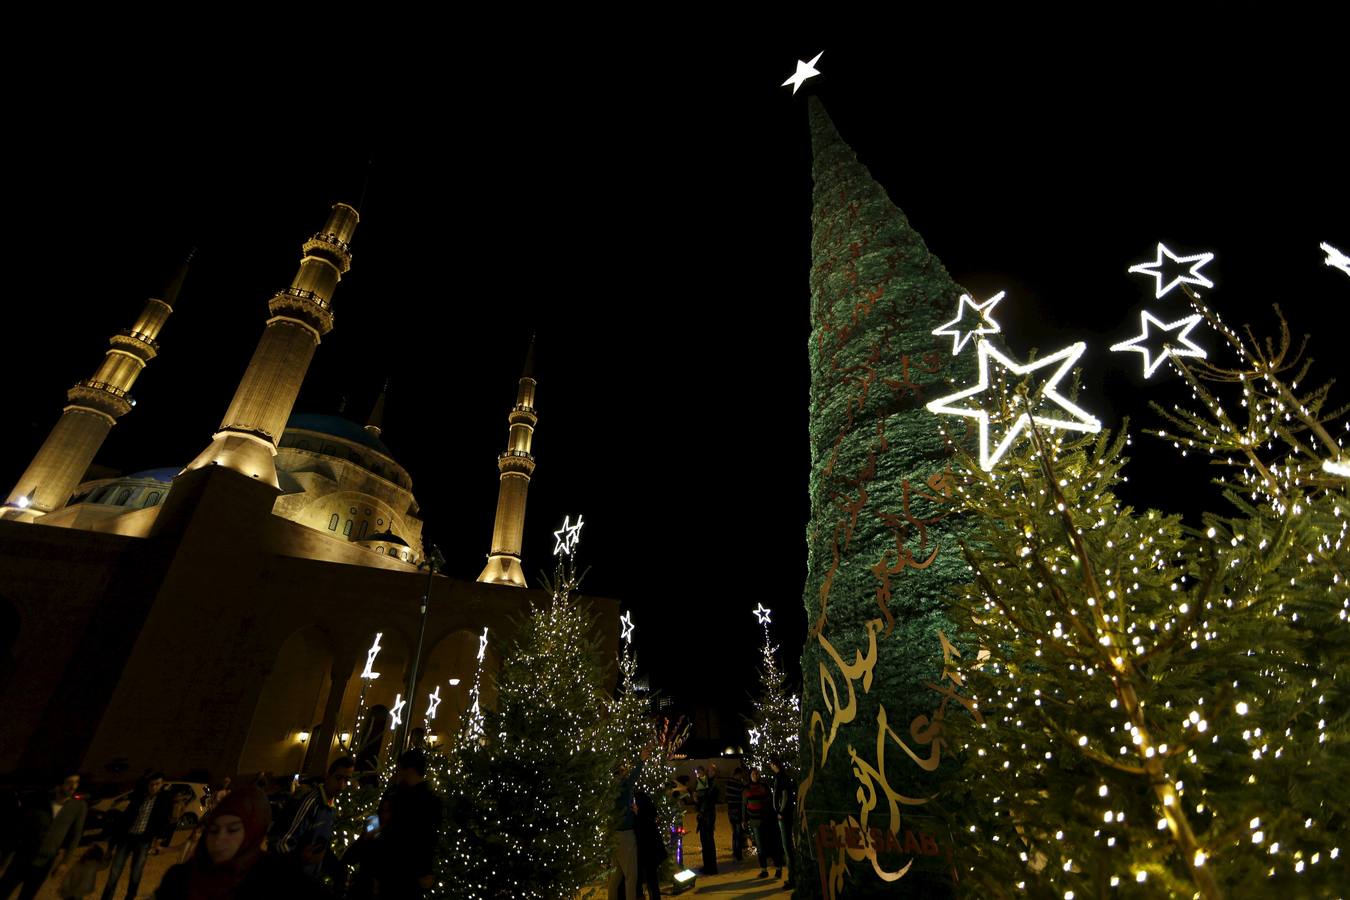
[59,844,108,899]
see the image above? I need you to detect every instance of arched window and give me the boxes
[358,521,369,539]
[143,491,161,507]
[328,514,339,532]
[343,520,353,537]
[115,488,133,506]
[377,546,385,555]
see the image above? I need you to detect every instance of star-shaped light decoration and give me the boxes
[1322,242,1350,278]
[1128,242,1215,298]
[619,610,635,644]
[1324,458,1350,478]
[1110,310,1207,378]
[748,727,761,746]
[933,291,1005,356]
[753,603,772,626]
[426,685,442,721]
[389,693,406,728]
[553,515,573,556]
[360,632,383,680]
[782,50,824,94]
[477,627,489,663]
[926,341,1102,471]
[553,514,584,556]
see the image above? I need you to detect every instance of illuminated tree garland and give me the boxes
[940,292,1348,897]
[744,604,801,773]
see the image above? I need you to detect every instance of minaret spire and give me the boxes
[365,378,389,438]
[182,203,358,488]
[3,252,194,521]
[476,339,538,588]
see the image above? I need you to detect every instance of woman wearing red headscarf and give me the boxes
[153,784,314,900]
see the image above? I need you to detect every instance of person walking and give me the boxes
[269,756,355,885]
[741,768,781,879]
[692,765,719,876]
[0,773,87,900]
[768,755,797,889]
[724,766,746,862]
[606,752,645,900]
[101,772,172,900]
[153,785,315,900]
[376,750,442,899]
[632,789,665,900]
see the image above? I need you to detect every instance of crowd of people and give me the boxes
[0,751,440,900]
[607,753,799,900]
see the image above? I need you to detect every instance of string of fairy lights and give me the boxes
[921,241,1346,896]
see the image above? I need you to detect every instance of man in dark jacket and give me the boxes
[692,766,719,876]
[100,772,172,900]
[270,756,355,885]
[768,755,797,889]
[377,750,441,898]
[724,767,746,862]
[0,773,86,900]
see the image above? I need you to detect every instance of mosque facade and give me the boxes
[0,202,615,782]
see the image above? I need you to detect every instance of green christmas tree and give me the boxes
[799,97,980,898]
[746,605,801,773]
[437,558,619,898]
[939,299,1348,897]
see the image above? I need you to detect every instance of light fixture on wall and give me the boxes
[297,731,311,744]
[338,732,352,747]
[448,678,461,686]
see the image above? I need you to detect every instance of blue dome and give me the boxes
[126,467,181,483]
[285,414,395,458]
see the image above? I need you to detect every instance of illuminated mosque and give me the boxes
[0,202,616,780]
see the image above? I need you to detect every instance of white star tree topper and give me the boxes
[360,632,382,680]
[1128,242,1215,298]
[926,341,1102,471]
[619,610,635,644]
[782,51,823,94]
[1111,310,1208,378]
[477,627,489,663]
[933,291,1005,356]
[389,693,406,728]
[426,685,442,721]
[552,514,584,556]
[1322,241,1350,278]
[753,603,772,626]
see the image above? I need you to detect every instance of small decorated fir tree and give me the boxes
[940,303,1348,898]
[438,560,618,898]
[745,604,802,773]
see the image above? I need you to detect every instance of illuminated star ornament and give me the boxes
[933,291,1005,356]
[360,633,383,680]
[1325,458,1350,478]
[782,50,824,94]
[552,514,584,556]
[426,685,442,721]
[1128,242,1215,298]
[390,693,406,728]
[926,341,1102,471]
[753,603,772,626]
[1110,310,1208,378]
[620,610,635,644]
[748,727,761,745]
[1322,241,1350,278]
[477,626,489,663]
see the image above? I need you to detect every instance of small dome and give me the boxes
[126,467,180,483]
[366,530,408,547]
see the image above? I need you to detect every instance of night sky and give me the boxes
[4,17,1345,741]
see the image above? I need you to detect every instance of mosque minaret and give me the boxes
[183,203,358,488]
[2,253,193,521]
[477,340,538,588]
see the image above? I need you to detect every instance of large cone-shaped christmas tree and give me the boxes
[798,98,979,899]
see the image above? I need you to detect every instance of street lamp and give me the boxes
[396,541,444,754]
